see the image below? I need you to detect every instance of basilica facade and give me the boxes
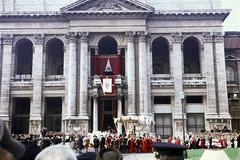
[0,0,232,138]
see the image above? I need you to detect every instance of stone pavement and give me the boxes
[122,153,155,160]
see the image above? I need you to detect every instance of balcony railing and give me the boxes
[151,77,174,88]
[12,74,32,81]
[183,76,206,88]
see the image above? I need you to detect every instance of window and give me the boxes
[155,114,172,138]
[152,37,170,74]
[187,113,204,132]
[186,96,203,103]
[226,66,235,83]
[154,96,171,104]
[183,37,200,74]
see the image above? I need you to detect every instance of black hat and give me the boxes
[77,152,97,160]
[0,120,25,160]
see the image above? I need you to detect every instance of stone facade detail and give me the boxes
[0,0,232,136]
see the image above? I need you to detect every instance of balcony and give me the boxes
[90,75,127,87]
[11,74,33,90]
[43,75,65,89]
[151,77,174,88]
[183,76,206,88]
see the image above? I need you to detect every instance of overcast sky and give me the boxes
[221,0,240,31]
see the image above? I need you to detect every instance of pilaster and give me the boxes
[117,95,123,135]
[213,32,231,118]
[171,32,184,137]
[0,34,13,122]
[202,32,217,117]
[125,31,136,115]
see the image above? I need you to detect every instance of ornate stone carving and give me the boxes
[171,32,182,43]
[34,34,44,45]
[213,32,224,42]
[137,31,147,42]
[2,34,13,45]
[125,31,135,42]
[65,32,78,43]
[202,32,213,43]
[90,1,122,11]
[78,32,89,43]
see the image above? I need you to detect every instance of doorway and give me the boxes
[99,98,117,131]
[44,97,62,131]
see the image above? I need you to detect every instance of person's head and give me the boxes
[34,144,77,160]
[0,120,25,160]
[0,148,15,160]
[96,148,122,160]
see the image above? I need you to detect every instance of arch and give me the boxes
[183,37,201,74]
[15,38,33,75]
[98,36,118,54]
[152,37,170,74]
[46,38,64,75]
[226,66,235,83]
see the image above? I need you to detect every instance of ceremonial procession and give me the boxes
[0,0,240,159]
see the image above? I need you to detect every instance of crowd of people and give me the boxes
[2,121,240,160]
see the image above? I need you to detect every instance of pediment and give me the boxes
[61,0,154,13]
[225,54,240,61]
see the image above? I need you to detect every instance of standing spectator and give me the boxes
[93,135,100,153]
[100,136,106,150]
[237,134,240,148]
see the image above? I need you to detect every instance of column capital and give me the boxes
[213,32,224,43]
[34,34,44,45]
[171,32,182,43]
[79,32,89,43]
[137,31,147,42]
[2,34,13,45]
[65,32,78,43]
[202,32,213,43]
[125,31,135,42]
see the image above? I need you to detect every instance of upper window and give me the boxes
[152,37,170,74]
[46,38,64,75]
[183,37,200,74]
[15,39,33,75]
[98,36,117,54]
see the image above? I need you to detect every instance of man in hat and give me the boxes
[0,119,25,160]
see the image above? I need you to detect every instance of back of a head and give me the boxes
[34,144,77,160]
[0,148,15,160]
[96,148,122,160]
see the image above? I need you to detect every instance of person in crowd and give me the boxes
[0,148,15,160]
[77,152,97,160]
[0,120,25,160]
[96,148,122,160]
[237,133,240,148]
[93,135,100,153]
[100,135,106,150]
[34,144,77,160]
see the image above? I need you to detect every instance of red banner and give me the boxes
[91,55,122,75]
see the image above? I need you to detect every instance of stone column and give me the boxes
[138,31,148,115]
[202,32,217,119]
[29,34,44,134]
[92,95,98,132]
[213,32,231,118]
[125,32,136,115]
[79,32,89,117]
[146,34,152,114]
[171,33,184,137]
[117,95,123,135]
[66,32,77,117]
[0,34,13,124]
